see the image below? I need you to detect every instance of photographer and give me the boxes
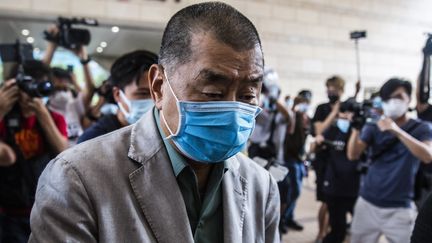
[77,50,158,143]
[311,75,345,242]
[312,102,360,243]
[0,60,68,243]
[43,26,96,145]
[347,78,432,243]
[281,90,312,232]
[415,67,432,207]
[248,70,293,235]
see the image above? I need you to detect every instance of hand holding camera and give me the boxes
[377,117,399,133]
[0,79,19,119]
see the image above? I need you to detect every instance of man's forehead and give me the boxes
[189,32,264,69]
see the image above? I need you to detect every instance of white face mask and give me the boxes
[382,98,408,119]
[49,90,73,112]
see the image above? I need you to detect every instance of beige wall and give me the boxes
[1,0,431,104]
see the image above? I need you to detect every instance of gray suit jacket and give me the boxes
[29,111,280,243]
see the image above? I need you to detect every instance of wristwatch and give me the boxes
[80,56,92,65]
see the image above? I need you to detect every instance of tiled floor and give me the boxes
[282,174,389,243]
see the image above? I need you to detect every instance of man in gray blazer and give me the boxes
[29,2,280,243]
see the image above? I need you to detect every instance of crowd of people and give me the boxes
[0,2,432,243]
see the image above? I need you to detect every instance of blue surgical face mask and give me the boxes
[372,97,382,109]
[296,103,309,113]
[100,103,119,116]
[161,71,262,163]
[336,118,350,133]
[118,90,154,124]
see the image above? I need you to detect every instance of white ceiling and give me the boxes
[0,15,164,63]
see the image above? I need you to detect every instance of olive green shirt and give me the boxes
[154,108,226,243]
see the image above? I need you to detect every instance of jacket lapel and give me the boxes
[128,111,194,243]
[222,157,248,243]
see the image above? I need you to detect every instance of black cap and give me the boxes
[379,78,412,101]
[52,67,72,81]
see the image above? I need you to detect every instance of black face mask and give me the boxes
[328,94,339,104]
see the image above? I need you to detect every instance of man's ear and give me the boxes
[112,87,121,103]
[149,64,164,109]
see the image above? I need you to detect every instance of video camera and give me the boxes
[0,41,53,97]
[44,17,98,49]
[340,98,381,126]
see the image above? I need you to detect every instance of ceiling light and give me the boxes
[111,26,120,33]
[96,47,103,53]
[21,29,30,36]
[26,37,34,43]
[100,41,107,48]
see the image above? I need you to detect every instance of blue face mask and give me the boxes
[372,96,383,109]
[161,71,262,163]
[336,118,350,133]
[296,103,309,113]
[100,103,119,116]
[118,91,154,124]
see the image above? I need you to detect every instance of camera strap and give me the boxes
[369,120,421,162]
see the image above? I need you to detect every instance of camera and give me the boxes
[0,41,53,98]
[340,98,381,125]
[350,31,367,40]
[15,73,53,98]
[44,17,98,49]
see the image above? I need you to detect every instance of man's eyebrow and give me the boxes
[195,69,231,82]
[250,75,263,83]
[195,69,264,83]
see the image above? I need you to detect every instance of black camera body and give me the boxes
[0,41,54,131]
[15,72,53,98]
[44,17,98,49]
[0,41,53,98]
[350,31,367,40]
[341,99,380,126]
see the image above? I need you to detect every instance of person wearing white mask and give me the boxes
[77,50,158,144]
[347,78,432,243]
[42,32,96,146]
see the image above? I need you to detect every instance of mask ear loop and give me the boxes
[161,70,181,140]
[117,90,131,118]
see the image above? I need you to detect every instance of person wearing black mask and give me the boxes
[312,102,360,243]
[311,75,345,242]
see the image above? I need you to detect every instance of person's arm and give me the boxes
[29,157,97,242]
[0,79,19,120]
[264,174,280,243]
[416,58,430,113]
[29,98,68,153]
[74,47,96,112]
[353,80,361,100]
[314,102,340,136]
[377,118,432,163]
[42,26,59,65]
[275,100,295,134]
[310,134,325,153]
[347,129,368,161]
[69,73,82,93]
[0,142,16,166]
